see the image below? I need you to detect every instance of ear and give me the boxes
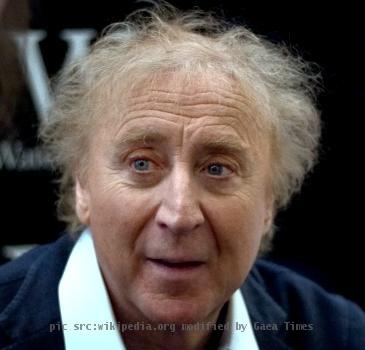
[263,191,274,234]
[75,178,91,226]
[263,206,273,233]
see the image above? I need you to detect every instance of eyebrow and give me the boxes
[194,138,248,155]
[193,138,251,169]
[114,128,169,152]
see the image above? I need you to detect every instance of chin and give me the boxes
[140,294,220,325]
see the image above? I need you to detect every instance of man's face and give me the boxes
[76,72,273,325]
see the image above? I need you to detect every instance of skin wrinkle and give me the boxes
[126,90,252,112]
[116,114,245,135]
[127,98,248,112]
[113,123,251,158]
[111,112,254,151]
[121,106,248,125]
[110,112,262,155]
[121,94,257,122]
[179,121,185,151]
[90,75,270,167]
[100,71,267,132]
[110,124,254,185]
[148,87,247,99]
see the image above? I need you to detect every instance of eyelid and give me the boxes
[202,154,239,170]
[120,146,152,161]
[126,147,158,160]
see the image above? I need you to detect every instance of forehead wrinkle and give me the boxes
[111,114,180,135]
[120,96,253,125]
[107,109,264,160]
[117,89,265,135]
[124,89,253,117]
[120,107,245,126]
[129,88,250,106]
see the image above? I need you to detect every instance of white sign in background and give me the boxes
[0,29,96,170]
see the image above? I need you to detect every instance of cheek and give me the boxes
[88,186,157,291]
[88,177,154,231]
[87,179,161,264]
[207,194,267,283]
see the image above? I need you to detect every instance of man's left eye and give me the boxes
[132,159,150,171]
[206,163,232,176]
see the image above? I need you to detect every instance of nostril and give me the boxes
[158,222,168,229]
[156,215,203,234]
[155,199,205,234]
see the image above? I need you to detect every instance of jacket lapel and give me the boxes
[0,235,74,349]
[241,266,292,350]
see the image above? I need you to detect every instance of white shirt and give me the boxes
[58,229,259,350]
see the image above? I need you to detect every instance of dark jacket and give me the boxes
[0,235,364,350]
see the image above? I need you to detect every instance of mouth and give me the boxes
[148,258,205,269]
[146,258,207,279]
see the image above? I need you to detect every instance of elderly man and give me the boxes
[0,4,364,350]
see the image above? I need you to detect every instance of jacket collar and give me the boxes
[241,264,292,350]
[0,235,74,348]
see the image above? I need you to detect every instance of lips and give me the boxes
[148,258,204,268]
[145,257,207,280]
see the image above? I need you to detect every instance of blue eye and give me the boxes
[207,163,232,176]
[133,159,150,171]
[208,164,223,175]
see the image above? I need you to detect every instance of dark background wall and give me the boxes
[0,0,364,309]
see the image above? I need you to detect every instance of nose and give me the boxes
[155,165,205,234]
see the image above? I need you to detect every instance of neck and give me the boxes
[118,303,229,350]
[122,327,209,350]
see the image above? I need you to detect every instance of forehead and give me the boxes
[98,71,269,150]
[122,71,261,119]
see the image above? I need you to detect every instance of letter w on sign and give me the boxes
[11,29,96,122]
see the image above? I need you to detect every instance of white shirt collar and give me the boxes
[58,229,259,350]
[218,285,259,350]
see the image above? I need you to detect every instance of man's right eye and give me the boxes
[132,159,150,172]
